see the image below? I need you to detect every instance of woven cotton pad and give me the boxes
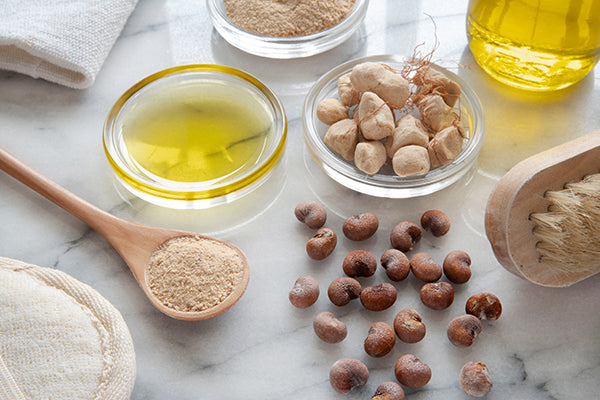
[0,257,136,400]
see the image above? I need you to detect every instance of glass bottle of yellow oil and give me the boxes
[467,0,600,91]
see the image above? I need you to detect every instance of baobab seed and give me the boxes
[306,228,337,260]
[343,212,379,241]
[288,275,319,308]
[328,277,362,306]
[343,250,377,277]
[381,249,410,281]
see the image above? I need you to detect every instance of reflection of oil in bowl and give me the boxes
[103,65,287,209]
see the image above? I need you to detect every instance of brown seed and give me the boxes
[294,200,327,229]
[420,209,451,236]
[313,311,347,344]
[380,249,410,281]
[343,250,377,277]
[420,282,454,310]
[360,283,397,311]
[466,292,502,321]
[390,221,422,252]
[327,277,362,306]
[371,381,405,400]
[364,322,396,358]
[460,361,493,397]
[329,358,369,394]
[410,252,442,282]
[343,212,379,241]
[447,314,482,347]
[288,275,319,308]
[443,250,472,284]
[393,308,426,343]
[394,354,431,388]
[306,228,337,260]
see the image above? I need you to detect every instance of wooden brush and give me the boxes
[485,131,600,287]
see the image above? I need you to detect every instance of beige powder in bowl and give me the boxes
[146,236,245,313]
[224,0,356,37]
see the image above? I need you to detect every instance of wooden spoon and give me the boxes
[485,131,600,287]
[0,146,250,320]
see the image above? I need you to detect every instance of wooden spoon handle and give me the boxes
[0,146,127,239]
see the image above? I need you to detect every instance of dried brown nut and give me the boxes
[337,72,361,107]
[420,209,451,237]
[392,145,431,177]
[460,361,493,397]
[288,275,319,308]
[443,250,472,284]
[393,308,426,343]
[343,212,379,241]
[364,322,396,358]
[371,381,405,400]
[327,277,362,306]
[381,249,410,281]
[420,282,454,310]
[360,283,397,311]
[329,358,369,394]
[466,292,502,321]
[316,98,348,125]
[313,311,347,344]
[294,200,327,229]
[323,118,359,161]
[306,228,337,260]
[394,354,431,388]
[390,221,422,252]
[447,314,482,347]
[355,141,387,175]
[410,252,443,282]
[343,250,377,277]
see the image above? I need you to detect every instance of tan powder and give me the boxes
[146,236,245,313]
[223,0,357,37]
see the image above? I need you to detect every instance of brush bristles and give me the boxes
[530,173,600,275]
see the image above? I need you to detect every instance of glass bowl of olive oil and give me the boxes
[103,65,287,209]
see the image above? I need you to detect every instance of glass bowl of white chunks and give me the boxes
[302,54,485,198]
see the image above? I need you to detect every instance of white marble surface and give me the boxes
[1,1,599,399]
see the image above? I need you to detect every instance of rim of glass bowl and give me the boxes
[103,64,287,207]
[206,0,370,59]
[302,54,485,198]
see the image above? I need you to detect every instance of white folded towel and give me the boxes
[0,0,138,89]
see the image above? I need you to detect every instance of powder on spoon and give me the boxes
[146,236,246,313]
[223,0,357,37]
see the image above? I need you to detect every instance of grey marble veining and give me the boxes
[0,1,599,399]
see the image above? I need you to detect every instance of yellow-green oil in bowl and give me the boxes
[467,0,600,91]
[103,65,287,209]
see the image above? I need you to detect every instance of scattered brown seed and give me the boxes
[380,249,410,281]
[343,250,377,277]
[327,277,362,306]
[394,354,431,388]
[329,358,369,394]
[460,361,493,397]
[364,322,396,358]
[343,212,379,241]
[466,292,502,321]
[371,381,405,400]
[313,311,347,344]
[420,281,454,310]
[390,221,422,252]
[288,275,319,308]
[420,209,451,236]
[443,250,472,284]
[410,252,442,282]
[306,228,337,260]
[360,283,397,311]
[393,308,426,343]
[447,314,482,347]
[294,200,327,229]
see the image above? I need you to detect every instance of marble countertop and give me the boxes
[1,1,598,399]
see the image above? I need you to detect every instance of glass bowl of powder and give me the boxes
[206,0,369,58]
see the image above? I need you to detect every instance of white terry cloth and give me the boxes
[0,0,138,89]
[0,257,136,400]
